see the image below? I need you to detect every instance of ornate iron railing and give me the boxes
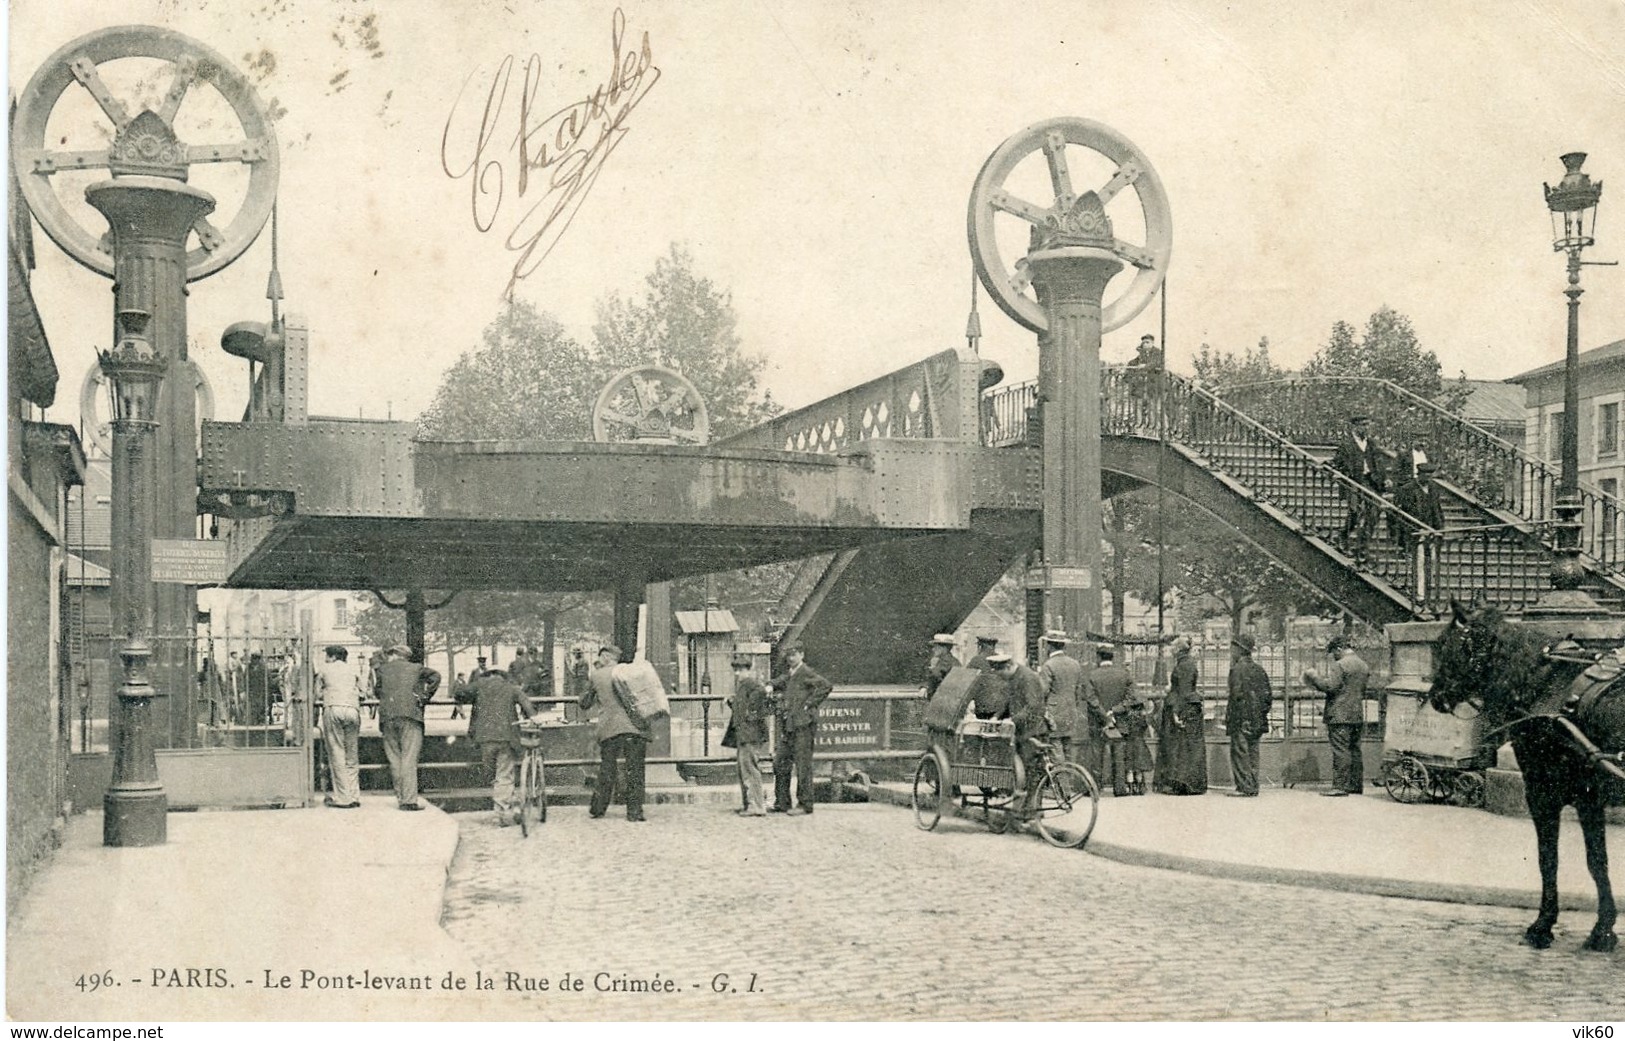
[981,367,1559,612]
[1219,376,1625,576]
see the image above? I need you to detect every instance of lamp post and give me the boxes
[99,308,169,846]
[1537,153,1604,603]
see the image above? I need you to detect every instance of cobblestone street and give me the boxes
[441,801,1624,1021]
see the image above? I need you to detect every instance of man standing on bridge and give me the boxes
[967,635,1009,720]
[374,645,441,811]
[768,645,832,815]
[1331,414,1388,565]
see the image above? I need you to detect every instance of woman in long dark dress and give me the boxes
[1154,636,1208,794]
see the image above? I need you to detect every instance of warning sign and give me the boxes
[151,539,229,585]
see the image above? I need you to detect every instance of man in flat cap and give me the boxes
[1304,636,1369,796]
[1392,461,1445,556]
[373,644,442,810]
[768,644,833,815]
[1331,414,1388,564]
[316,645,362,809]
[581,645,651,822]
[1225,633,1273,797]
[991,652,1049,813]
[966,635,1009,720]
[1036,630,1083,764]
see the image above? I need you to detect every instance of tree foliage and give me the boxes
[1192,336,1286,388]
[373,244,789,659]
[417,301,597,440]
[1106,488,1332,637]
[593,243,778,439]
[1303,306,1470,411]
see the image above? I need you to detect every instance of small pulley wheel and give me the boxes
[591,365,710,444]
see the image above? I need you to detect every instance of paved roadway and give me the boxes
[441,802,1624,1022]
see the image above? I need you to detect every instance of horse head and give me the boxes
[1428,601,1552,723]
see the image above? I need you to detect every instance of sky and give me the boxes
[8,0,1625,435]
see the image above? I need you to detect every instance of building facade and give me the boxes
[1509,336,1625,502]
[8,184,86,911]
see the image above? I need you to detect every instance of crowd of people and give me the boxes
[920,627,1372,804]
[309,623,1374,819]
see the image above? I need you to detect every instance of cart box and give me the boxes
[1384,688,1483,763]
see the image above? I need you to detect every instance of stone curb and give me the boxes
[862,781,1596,913]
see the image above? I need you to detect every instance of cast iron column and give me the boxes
[90,175,210,748]
[1029,246,1123,639]
[89,178,215,844]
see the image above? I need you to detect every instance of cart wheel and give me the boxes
[1034,763,1100,849]
[1452,770,1486,808]
[1426,769,1455,804]
[912,749,948,831]
[1382,756,1429,804]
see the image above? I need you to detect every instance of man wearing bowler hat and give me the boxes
[1331,414,1388,564]
[1225,633,1273,797]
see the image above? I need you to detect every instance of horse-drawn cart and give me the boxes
[1381,680,1491,807]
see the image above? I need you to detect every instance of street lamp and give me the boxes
[1544,153,1603,509]
[100,308,169,846]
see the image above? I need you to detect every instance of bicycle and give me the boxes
[516,720,548,836]
[913,720,1099,848]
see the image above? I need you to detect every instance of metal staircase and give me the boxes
[985,367,1621,616]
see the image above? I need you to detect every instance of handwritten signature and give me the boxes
[441,8,660,297]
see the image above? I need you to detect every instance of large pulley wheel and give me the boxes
[591,365,710,444]
[968,117,1171,334]
[12,25,280,282]
[79,357,214,458]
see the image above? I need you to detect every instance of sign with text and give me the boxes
[815,698,886,752]
[1025,564,1092,590]
[151,539,229,585]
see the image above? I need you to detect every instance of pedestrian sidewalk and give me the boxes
[872,779,1623,912]
[7,797,474,1022]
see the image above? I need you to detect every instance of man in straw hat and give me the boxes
[1036,630,1084,764]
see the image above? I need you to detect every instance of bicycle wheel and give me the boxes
[1034,762,1099,849]
[912,749,948,831]
[519,753,542,837]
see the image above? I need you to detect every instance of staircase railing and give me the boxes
[981,367,1560,612]
[1219,376,1625,576]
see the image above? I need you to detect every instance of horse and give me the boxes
[1427,602,1625,952]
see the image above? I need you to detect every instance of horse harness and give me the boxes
[1509,647,1625,784]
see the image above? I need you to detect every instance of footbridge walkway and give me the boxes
[201,346,1625,683]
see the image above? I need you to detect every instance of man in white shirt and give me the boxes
[316,645,363,808]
